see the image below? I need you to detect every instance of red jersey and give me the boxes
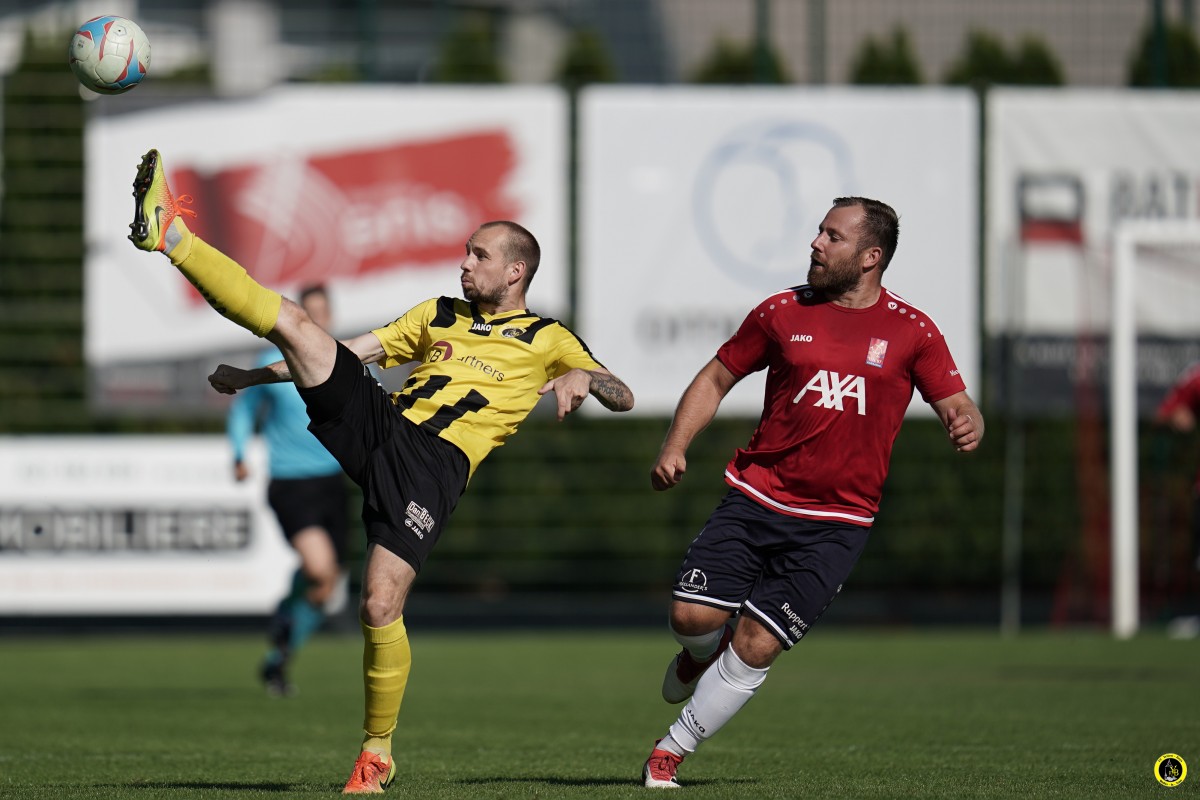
[1157,362,1200,490]
[716,286,966,526]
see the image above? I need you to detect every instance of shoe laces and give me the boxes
[648,749,682,777]
[172,194,198,220]
[350,752,390,784]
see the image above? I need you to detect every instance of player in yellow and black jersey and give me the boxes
[127,148,634,794]
[373,296,606,475]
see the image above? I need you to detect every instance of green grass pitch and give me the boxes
[0,628,1195,798]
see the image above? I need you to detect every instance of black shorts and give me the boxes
[298,342,470,572]
[266,473,350,561]
[672,489,870,650]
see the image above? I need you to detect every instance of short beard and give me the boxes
[463,283,506,307]
[807,263,861,296]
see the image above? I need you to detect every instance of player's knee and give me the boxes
[270,298,319,344]
[669,601,729,636]
[359,584,404,628]
[731,618,783,669]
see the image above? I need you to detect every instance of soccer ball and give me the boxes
[68,15,151,95]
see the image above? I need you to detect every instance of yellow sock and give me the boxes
[167,227,281,338]
[360,616,412,759]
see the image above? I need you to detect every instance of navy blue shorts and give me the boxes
[299,342,469,573]
[672,489,870,649]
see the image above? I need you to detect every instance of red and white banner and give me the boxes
[85,86,567,365]
[987,89,1200,336]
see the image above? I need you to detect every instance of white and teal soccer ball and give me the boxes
[68,15,151,95]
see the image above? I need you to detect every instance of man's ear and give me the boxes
[860,246,883,271]
[509,259,527,287]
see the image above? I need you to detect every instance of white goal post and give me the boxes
[1111,221,1200,639]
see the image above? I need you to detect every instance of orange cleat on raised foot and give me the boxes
[128,148,195,252]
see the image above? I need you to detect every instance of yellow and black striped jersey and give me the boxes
[372,297,604,476]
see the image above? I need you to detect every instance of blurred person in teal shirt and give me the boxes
[228,284,350,696]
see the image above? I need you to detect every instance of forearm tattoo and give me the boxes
[590,371,634,411]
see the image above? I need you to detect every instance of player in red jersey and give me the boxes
[641,197,983,788]
[1156,362,1200,632]
[1158,361,1200,541]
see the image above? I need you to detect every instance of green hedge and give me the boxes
[404,413,1083,598]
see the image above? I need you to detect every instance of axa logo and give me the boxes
[794,369,867,415]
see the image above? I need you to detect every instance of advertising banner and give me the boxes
[987,90,1200,414]
[577,87,979,416]
[85,86,567,411]
[0,436,295,615]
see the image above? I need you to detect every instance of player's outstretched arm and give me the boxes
[209,362,291,395]
[343,331,387,366]
[209,331,387,395]
[538,367,634,421]
[587,367,634,413]
[932,391,984,453]
[651,358,738,491]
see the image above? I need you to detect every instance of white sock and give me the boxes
[672,624,726,661]
[666,646,769,754]
[656,734,688,758]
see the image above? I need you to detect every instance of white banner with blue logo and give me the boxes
[577,87,978,416]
